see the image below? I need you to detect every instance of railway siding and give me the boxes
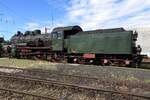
[0,58,149,99]
[0,66,149,91]
[0,58,150,82]
[0,71,149,100]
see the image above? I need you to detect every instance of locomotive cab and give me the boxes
[51,26,82,52]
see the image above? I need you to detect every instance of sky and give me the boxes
[0,0,150,40]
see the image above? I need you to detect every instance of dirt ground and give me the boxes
[0,58,150,83]
[0,58,150,98]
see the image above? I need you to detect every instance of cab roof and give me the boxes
[52,25,83,32]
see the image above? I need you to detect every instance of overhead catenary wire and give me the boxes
[0,0,33,22]
[0,0,55,25]
[0,0,66,34]
[0,0,50,33]
[0,0,54,32]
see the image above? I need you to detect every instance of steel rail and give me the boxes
[0,65,99,80]
[0,72,149,99]
[0,87,57,100]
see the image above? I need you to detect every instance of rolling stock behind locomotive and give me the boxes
[10,26,142,67]
[0,37,4,57]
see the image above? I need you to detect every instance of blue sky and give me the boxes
[0,0,70,39]
[0,0,150,40]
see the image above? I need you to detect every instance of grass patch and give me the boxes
[0,58,58,70]
[144,80,150,84]
[0,58,150,84]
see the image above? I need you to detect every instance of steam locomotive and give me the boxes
[5,26,142,67]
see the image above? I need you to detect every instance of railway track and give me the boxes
[0,66,149,92]
[0,71,149,100]
[0,65,99,84]
[0,65,149,91]
[0,87,57,100]
[0,65,96,78]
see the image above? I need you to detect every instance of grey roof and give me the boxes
[52,25,83,32]
[78,28,129,34]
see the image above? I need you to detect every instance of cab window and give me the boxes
[52,32,62,39]
[52,32,58,39]
[57,32,62,39]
